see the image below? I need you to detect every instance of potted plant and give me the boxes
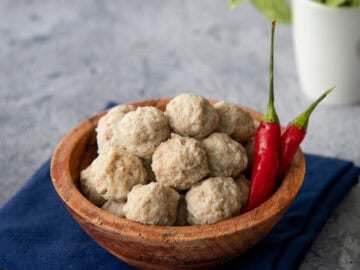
[230,0,360,105]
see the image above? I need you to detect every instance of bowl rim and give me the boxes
[50,98,306,243]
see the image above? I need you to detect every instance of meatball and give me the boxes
[202,133,248,177]
[123,182,180,226]
[235,175,250,207]
[214,101,255,143]
[96,104,135,154]
[166,93,219,139]
[175,195,188,226]
[80,162,106,206]
[253,120,260,129]
[245,136,255,171]
[142,158,157,182]
[112,106,170,159]
[152,134,209,190]
[186,177,241,225]
[101,200,126,218]
[81,149,147,201]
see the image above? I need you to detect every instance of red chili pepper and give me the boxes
[278,86,334,179]
[243,20,281,213]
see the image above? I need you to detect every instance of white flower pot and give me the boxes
[293,0,360,105]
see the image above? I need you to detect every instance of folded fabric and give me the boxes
[0,109,359,270]
[226,154,359,270]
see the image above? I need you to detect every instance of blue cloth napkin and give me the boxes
[0,130,359,270]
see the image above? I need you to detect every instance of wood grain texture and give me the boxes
[51,98,306,270]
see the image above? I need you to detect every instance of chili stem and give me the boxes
[263,20,279,123]
[291,86,335,130]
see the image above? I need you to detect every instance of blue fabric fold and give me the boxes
[226,154,359,270]
[0,107,359,270]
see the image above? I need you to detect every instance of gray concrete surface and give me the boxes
[0,0,359,269]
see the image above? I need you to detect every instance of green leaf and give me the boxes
[325,0,348,6]
[351,0,360,6]
[250,0,291,23]
[229,0,246,10]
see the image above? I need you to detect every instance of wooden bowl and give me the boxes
[51,98,305,270]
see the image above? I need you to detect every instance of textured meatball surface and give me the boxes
[215,101,255,143]
[245,136,255,171]
[166,93,219,139]
[152,134,209,190]
[123,182,180,225]
[80,162,106,206]
[96,104,135,154]
[113,106,170,159]
[235,174,250,208]
[202,133,248,177]
[101,200,126,218]
[142,158,157,182]
[186,177,241,225]
[81,149,148,201]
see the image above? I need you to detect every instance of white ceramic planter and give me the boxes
[293,0,360,105]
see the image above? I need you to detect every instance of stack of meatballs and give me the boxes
[80,93,256,226]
